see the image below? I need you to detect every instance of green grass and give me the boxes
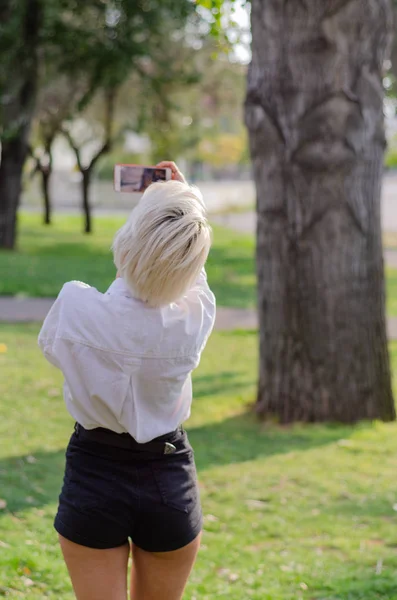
[0,213,256,309]
[1,325,397,599]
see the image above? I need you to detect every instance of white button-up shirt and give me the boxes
[38,270,216,442]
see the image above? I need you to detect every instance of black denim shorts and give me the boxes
[54,425,202,552]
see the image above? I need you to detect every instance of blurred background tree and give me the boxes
[0,0,42,248]
[29,75,88,226]
[0,0,204,242]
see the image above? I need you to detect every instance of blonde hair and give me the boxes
[112,181,212,307]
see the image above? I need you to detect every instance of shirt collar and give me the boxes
[106,277,134,299]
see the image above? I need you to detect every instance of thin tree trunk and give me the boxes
[41,168,51,225]
[245,0,395,423]
[0,0,42,249]
[61,87,116,235]
[82,170,92,234]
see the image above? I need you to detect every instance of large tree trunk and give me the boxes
[0,0,42,249]
[245,0,395,423]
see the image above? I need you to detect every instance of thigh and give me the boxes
[59,534,130,600]
[130,533,201,600]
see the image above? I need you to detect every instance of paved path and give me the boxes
[0,296,258,331]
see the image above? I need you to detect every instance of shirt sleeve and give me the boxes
[37,281,90,369]
[183,267,216,351]
[37,294,63,369]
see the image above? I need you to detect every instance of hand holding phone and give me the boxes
[114,162,186,193]
[155,161,186,184]
[114,164,172,193]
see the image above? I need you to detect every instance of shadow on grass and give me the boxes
[193,371,253,398]
[0,412,361,514]
[313,573,397,600]
[188,412,360,471]
[27,243,110,258]
[0,448,65,513]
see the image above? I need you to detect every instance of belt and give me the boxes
[74,423,180,454]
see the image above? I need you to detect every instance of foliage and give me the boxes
[1,324,397,598]
[1,0,205,243]
[95,149,145,180]
[133,35,248,164]
[198,130,249,167]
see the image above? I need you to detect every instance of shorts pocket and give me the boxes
[63,443,115,512]
[150,452,199,514]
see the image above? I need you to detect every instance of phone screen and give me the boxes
[114,165,171,193]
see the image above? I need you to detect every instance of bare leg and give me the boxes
[130,533,201,600]
[59,534,130,600]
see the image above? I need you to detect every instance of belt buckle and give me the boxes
[164,442,176,455]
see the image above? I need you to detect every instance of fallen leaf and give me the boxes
[280,565,292,572]
[204,514,218,522]
[218,568,230,578]
[26,456,37,464]
[0,499,7,510]
[0,344,7,353]
[375,559,383,575]
[337,439,354,447]
[246,499,269,510]
[0,540,9,548]
[47,388,60,397]
[300,582,309,590]
[22,567,31,575]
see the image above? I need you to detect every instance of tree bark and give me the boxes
[0,0,42,249]
[245,0,395,423]
[0,140,26,249]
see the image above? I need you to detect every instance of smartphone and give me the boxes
[114,164,172,193]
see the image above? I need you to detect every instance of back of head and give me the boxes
[112,181,212,307]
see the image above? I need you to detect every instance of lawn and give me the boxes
[2,213,397,318]
[0,213,256,309]
[1,325,397,599]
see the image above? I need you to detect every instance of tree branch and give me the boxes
[61,127,83,172]
[88,140,111,172]
[87,87,117,171]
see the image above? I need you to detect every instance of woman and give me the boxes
[38,162,216,600]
